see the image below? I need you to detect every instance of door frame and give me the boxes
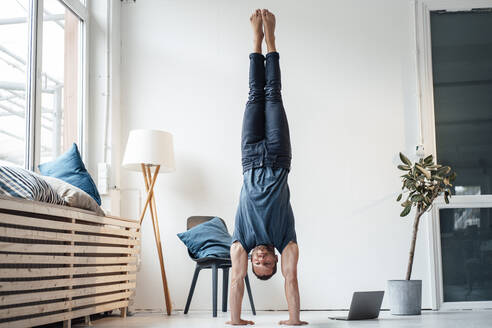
[414,0,492,310]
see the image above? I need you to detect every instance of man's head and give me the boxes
[251,244,278,280]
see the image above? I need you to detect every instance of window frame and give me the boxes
[25,0,88,170]
[429,195,492,310]
[415,0,492,311]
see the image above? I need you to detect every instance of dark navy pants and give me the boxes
[241,52,292,173]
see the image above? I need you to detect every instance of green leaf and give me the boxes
[402,200,411,207]
[411,194,424,202]
[399,152,412,167]
[424,154,434,164]
[396,194,402,202]
[444,194,449,204]
[449,172,457,182]
[416,165,431,179]
[405,180,416,190]
[398,165,411,171]
[400,205,412,217]
[436,166,451,176]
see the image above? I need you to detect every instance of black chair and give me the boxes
[183,216,256,317]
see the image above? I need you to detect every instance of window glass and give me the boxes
[440,207,492,302]
[431,11,492,195]
[40,0,81,163]
[0,0,29,167]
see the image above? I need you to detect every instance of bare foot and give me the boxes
[226,319,255,326]
[261,9,276,53]
[278,319,308,326]
[250,9,263,54]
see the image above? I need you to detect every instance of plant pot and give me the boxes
[387,280,422,315]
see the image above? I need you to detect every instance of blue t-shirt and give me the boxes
[232,167,297,254]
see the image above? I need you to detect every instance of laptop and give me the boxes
[329,291,384,321]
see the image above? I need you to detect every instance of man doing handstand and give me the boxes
[227,9,307,326]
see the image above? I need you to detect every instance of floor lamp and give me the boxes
[122,129,175,315]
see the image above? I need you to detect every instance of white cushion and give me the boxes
[42,176,105,216]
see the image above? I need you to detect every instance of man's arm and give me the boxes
[280,242,308,326]
[226,242,254,326]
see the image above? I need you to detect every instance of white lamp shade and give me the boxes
[122,129,176,173]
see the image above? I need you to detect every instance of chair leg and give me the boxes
[244,274,256,315]
[184,266,201,314]
[222,267,229,312]
[212,264,218,317]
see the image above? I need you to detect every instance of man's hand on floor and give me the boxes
[226,319,255,325]
[278,319,308,326]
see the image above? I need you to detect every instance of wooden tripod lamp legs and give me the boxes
[140,164,172,315]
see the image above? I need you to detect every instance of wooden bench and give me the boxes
[0,195,140,327]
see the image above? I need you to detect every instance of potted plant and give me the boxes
[388,152,456,315]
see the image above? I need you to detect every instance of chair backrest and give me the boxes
[186,216,228,233]
[185,216,229,262]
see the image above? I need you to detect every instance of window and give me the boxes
[416,1,492,310]
[40,0,82,162]
[431,10,492,196]
[430,10,492,305]
[439,207,492,302]
[0,0,30,167]
[0,0,87,169]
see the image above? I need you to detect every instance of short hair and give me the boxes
[252,261,277,280]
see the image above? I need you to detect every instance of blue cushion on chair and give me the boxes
[38,143,101,205]
[177,217,232,259]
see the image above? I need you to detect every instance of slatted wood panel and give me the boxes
[0,196,140,327]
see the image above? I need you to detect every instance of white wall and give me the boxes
[118,0,430,311]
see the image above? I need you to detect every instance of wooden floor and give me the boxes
[73,309,492,327]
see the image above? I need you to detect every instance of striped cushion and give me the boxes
[0,166,66,205]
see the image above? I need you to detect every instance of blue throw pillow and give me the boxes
[177,217,232,259]
[38,143,101,205]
